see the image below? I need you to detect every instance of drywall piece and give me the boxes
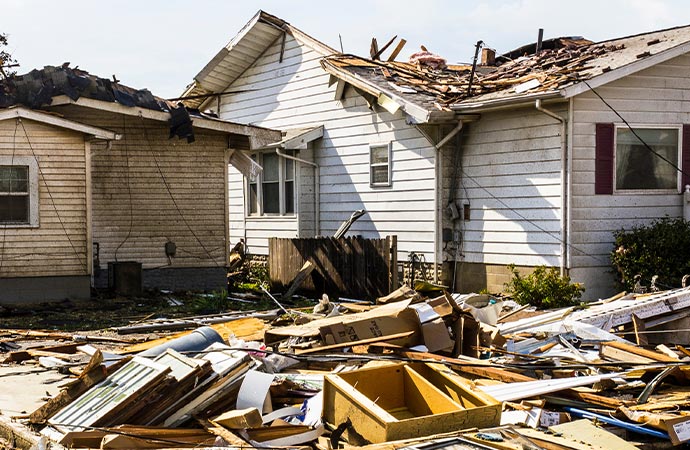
[549,419,640,450]
[236,370,275,413]
[323,362,500,445]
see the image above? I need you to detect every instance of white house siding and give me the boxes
[53,107,229,271]
[570,53,690,298]
[219,34,437,260]
[452,106,565,268]
[0,119,88,277]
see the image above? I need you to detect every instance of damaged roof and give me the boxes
[0,64,281,145]
[322,23,690,116]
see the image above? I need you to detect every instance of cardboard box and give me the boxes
[409,302,454,352]
[323,362,501,445]
[264,300,419,345]
[319,301,419,346]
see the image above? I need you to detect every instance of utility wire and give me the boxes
[138,115,221,267]
[459,167,611,265]
[0,118,19,274]
[18,119,85,268]
[583,79,690,181]
[113,115,133,262]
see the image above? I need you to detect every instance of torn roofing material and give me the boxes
[0,65,164,111]
[0,64,281,147]
[322,23,690,116]
[0,64,198,141]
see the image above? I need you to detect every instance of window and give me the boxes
[615,127,680,191]
[247,151,296,215]
[370,143,391,187]
[0,157,38,226]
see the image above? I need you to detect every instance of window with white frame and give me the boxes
[247,151,296,215]
[615,127,680,191]
[0,156,39,226]
[370,142,391,187]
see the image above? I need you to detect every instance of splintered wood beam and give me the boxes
[370,37,379,59]
[602,340,678,362]
[372,35,398,60]
[387,39,407,62]
[198,418,250,448]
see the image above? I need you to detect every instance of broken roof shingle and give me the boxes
[322,23,690,113]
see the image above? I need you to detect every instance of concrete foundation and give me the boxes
[0,276,90,304]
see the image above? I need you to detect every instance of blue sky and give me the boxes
[3,0,689,98]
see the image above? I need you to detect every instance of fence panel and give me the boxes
[268,236,393,299]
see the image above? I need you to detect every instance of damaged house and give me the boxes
[0,66,279,302]
[183,11,690,299]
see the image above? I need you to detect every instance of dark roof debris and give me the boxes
[0,65,199,142]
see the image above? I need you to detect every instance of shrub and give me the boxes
[611,218,690,291]
[504,264,584,309]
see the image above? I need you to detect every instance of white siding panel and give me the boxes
[219,34,437,260]
[570,53,690,297]
[452,106,565,267]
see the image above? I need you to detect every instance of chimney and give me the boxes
[536,28,544,53]
[481,47,496,66]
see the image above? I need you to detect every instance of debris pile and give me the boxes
[2,285,690,449]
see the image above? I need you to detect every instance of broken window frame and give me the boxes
[614,125,681,193]
[0,156,39,227]
[370,142,392,187]
[246,150,297,216]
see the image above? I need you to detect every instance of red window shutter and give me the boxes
[682,124,690,190]
[595,123,615,195]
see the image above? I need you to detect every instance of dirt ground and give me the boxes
[0,291,265,331]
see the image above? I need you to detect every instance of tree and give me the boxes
[0,33,17,79]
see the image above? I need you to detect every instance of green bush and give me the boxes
[611,218,690,291]
[504,264,584,309]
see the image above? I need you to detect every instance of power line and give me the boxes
[459,167,611,266]
[583,79,690,181]
[113,114,133,262]
[18,119,85,268]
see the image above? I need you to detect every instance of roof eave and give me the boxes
[0,106,120,140]
[185,11,337,112]
[322,61,433,124]
[49,95,281,144]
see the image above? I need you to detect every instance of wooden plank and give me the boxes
[371,345,624,409]
[387,39,407,62]
[601,340,678,362]
[198,418,249,447]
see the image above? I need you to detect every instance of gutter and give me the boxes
[451,91,560,113]
[415,120,464,284]
[535,99,568,275]
[275,148,320,236]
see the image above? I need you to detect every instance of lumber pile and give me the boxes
[2,285,690,449]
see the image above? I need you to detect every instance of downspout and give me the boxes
[416,120,464,283]
[275,148,320,235]
[535,99,568,276]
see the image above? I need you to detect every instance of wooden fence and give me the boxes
[268,236,397,300]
